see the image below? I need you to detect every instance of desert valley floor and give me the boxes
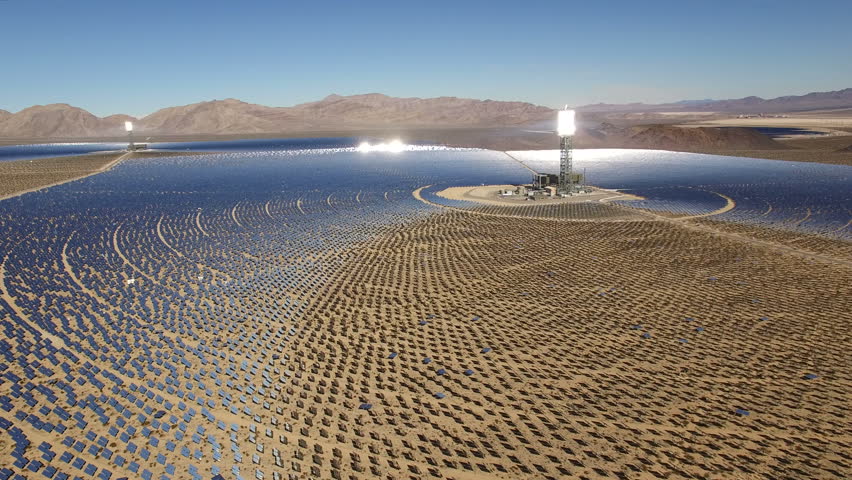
[0,142,849,480]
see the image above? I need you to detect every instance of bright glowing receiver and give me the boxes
[557,109,575,136]
[125,121,134,132]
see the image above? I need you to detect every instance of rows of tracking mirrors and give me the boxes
[511,149,852,239]
[0,147,531,480]
[266,207,848,479]
[0,143,849,480]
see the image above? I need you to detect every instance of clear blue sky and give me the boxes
[2,0,851,117]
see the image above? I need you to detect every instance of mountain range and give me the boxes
[0,94,553,138]
[576,88,852,114]
[1,88,851,138]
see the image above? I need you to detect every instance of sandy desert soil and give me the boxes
[0,152,127,200]
[685,116,852,133]
[682,131,852,166]
[0,151,212,200]
[0,175,848,479]
[247,200,850,479]
[668,116,852,165]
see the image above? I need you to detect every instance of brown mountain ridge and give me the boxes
[0,94,554,138]
[6,91,851,159]
[575,123,785,151]
[577,88,852,114]
[3,89,850,139]
[0,104,130,137]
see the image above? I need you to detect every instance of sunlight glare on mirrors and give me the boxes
[357,139,405,153]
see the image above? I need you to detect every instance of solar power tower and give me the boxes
[557,108,576,194]
[125,121,135,150]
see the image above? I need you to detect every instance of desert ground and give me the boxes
[598,113,852,166]
[277,198,851,480]
[0,151,211,200]
[685,115,852,134]
[682,133,852,166]
[0,141,849,479]
[0,152,127,200]
[668,114,852,165]
[168,188,847,480]
[4,118,852,166]
[16,191,843,480]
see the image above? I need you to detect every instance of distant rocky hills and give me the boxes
[575,123,785,151]
[2,88,849,140]
[0,104,130,137]
[0,94,553,138]
[577,88,852,114]
[292,94,552,128]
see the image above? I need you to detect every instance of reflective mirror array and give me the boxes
[0,143,848,480]
[0,146,530,480]
[508,149,851,239]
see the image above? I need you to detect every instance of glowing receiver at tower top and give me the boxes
[556,107,576,194]
[557,109,576,137]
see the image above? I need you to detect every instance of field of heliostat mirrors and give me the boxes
[0,144,849,480]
